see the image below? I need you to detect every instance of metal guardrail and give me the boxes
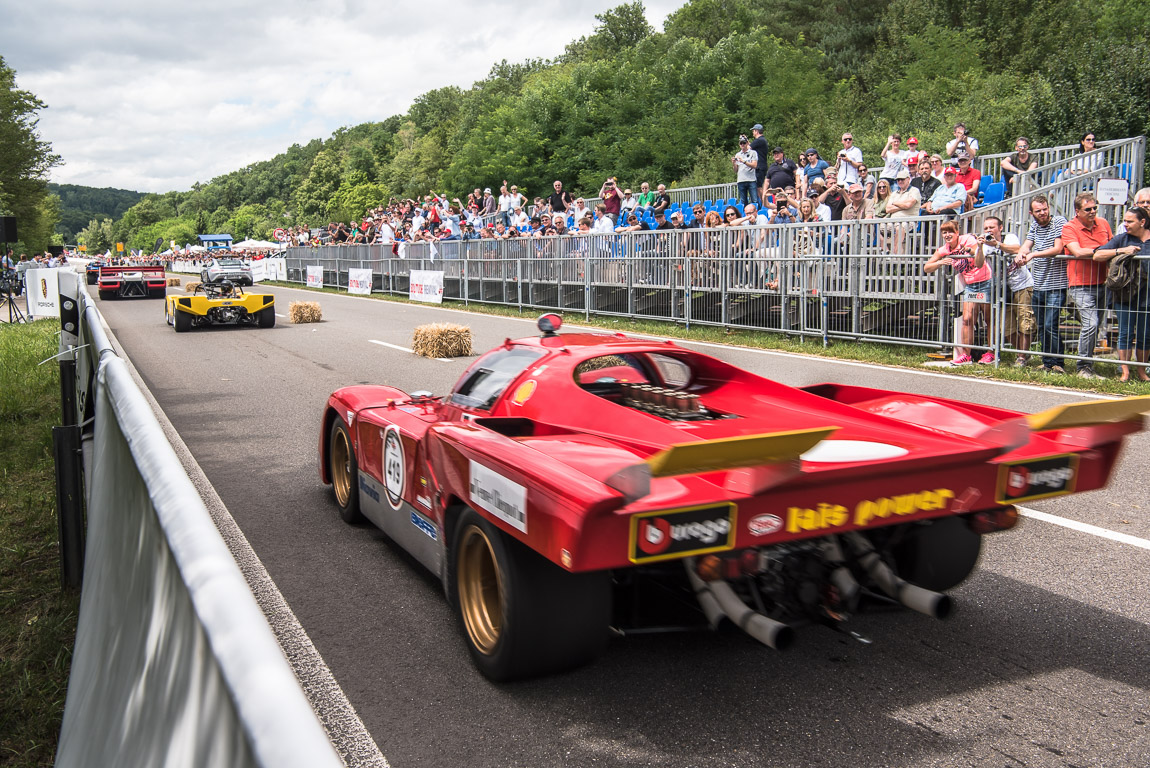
[978,136,1145,192]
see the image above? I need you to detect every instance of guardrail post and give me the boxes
[56,277,85,589]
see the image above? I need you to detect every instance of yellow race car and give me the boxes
[165,281,275,332]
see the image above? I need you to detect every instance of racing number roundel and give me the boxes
[383,426,405,510]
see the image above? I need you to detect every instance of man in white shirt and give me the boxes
[836,132,863,186]
[982,215,1032,365]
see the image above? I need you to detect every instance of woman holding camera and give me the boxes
[924,221,994,365]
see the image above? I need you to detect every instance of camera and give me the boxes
[0,271,18,296]
[983,233,996,244]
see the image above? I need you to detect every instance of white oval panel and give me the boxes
[800,440,909,463]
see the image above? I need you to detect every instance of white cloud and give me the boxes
[1,0,680,193]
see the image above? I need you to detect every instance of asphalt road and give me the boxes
[94,282,1150,768]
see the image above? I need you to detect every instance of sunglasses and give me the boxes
[1081,206,1098,212]
[1084,137,1096,142]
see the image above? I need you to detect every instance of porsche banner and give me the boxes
[25,268,61,318]
[347,268,373,295]
[306,265,323,288]
[409,270,444,304]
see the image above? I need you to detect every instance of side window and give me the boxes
[649,353,692,389]
[451,347,546,410]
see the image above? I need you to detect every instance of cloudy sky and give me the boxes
[1,0,679,194]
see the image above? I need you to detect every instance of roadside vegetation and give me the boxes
[0,320,78,767]
[268,281,1150,396]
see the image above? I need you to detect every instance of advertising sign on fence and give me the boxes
[1096,178,1129,206]
[24,268,61,318]
[250,260,268,283]
[348,268,373,295]
[306,265,323,289]
[409,270,444,304]
[266,258,286,281]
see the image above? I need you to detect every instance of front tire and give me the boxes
[329,419,364,523]
[257,306,275,328]
[450,509,610,682]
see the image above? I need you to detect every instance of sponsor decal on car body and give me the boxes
[996,454,1078,503]
[747,513,784,536]
[786,488,955,534]
[469,460,528,533]
[629,503,737,564]
[410,510,439,541]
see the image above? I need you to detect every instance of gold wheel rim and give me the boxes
[331,428,351,506]
[458,525,504,655]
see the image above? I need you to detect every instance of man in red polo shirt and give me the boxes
[1061,192,1113,378]
[953,155,982,212]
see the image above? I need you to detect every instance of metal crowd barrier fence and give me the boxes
[978,135,1145,195]
[963,165,1132,237]
[283,212,1149,375]
[53,271,341,768]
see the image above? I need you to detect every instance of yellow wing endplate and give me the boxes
[645,426,839,478]
[1027,395,1150,432]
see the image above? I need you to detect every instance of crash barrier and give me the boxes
[281,187,1147,374]
[53,271,341,768]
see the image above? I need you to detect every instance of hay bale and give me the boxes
[289,301,323,323]
[412,323,472,358]
[184,281,201,293]
[167,277,182,287]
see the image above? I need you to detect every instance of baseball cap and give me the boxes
[943,166,958,176]
[772,146,784,153]
[847,183,863,193]
[907,156,919,165]
[957,155,971,162]
[806,189,820,198]
[752,124,763,131]
[907,136,919,145]
[654,209,666,217]
[484,187,491,193]
[805,148,818,156]
[739,137,748,144]
[895,169,910,179]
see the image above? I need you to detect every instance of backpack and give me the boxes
[1106,250,1141,301]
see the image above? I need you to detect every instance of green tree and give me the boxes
[0,56,61,252]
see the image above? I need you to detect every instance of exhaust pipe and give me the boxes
[684,560,795,650]
[820,535,861,609]
[843,532,952,619]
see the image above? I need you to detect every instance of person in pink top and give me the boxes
[924,220,995,365]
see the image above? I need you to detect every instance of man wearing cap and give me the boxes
[953,156,982,212]
[836,133,864,186]
[923,166,966,217]
[750,124,770,193]
[842,183,875,220]
[885,169,922,252]
[763,147,798,202]
[733,136,759,207]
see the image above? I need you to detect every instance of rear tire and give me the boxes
[257,306,275,328]
[329,419,364,523]
[449,508,610,682]
[882,516,982,592]
[173,309,191,332]
[98,289,114,300]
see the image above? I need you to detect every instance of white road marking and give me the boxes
[1019,506,1150,551]
[275,313,286,318]
[368,339,452,362]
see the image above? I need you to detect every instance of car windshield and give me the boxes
[216,259,244,267]
[451,347,546,410]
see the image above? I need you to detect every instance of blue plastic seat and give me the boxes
[974,181,1005,208]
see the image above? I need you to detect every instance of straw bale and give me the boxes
[412,323,472,358]
[289,301,323,323]
[167,277,182,287]
[184,281,201,293]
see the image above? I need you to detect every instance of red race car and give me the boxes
[320,314,1149,681]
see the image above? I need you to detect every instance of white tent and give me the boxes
[232,239,283,251]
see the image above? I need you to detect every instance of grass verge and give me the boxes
[0,319,79,767]
[264,280,1150,397]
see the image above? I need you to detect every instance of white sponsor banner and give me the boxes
[250,260,268,283]
[265,258,287,281]
[25,268,61,317]
[409,270,444,304]
[347,267,373,295]
[469,460,527,533]
[306,265,323,288]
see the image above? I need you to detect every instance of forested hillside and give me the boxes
[83,0,1150,252]
[49,184,145,242]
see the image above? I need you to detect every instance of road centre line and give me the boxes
[368,338,452,362]
[1018,507,1150,551]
